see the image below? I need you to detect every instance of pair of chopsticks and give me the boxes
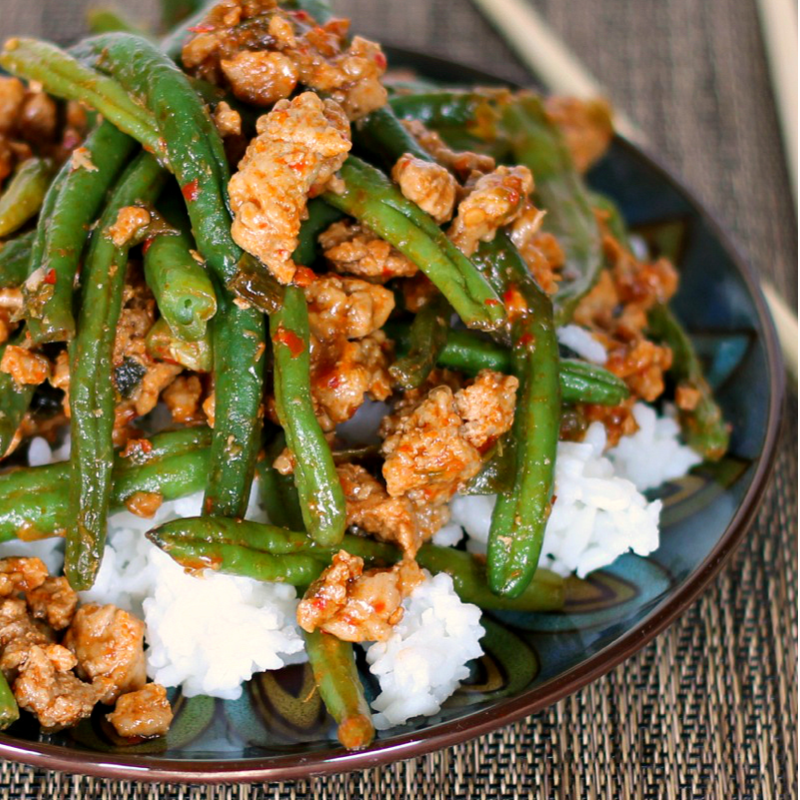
[470,0,798,383]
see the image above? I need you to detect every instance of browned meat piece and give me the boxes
[0,597,54,678]
[228,92,351,284]
[309,332,392,431]
[0,345,50,387]
[107,683,173,739]
[675,384,701,411]
[338,464,449,555]
[381,386,482,506]
[202,390,216,427]
[448,166,534,256]
[319,220,418,283]
[17,91,58,146]
[391,154,457,223]
[111,275,184,424]
[124,491,164,519]
[400,119,496,180]
[545,96,613,173]
[13,644,97,729]
[63,604,147,705]
[213,101,242,138]
[106,206,151,248]
[25,577,78,631]
[509,203,564,295]
[49,350,70,417]
[221,50,299,106]
[572,229,679,442]
[0,558,48,597]
[182,2,387,119]
[162,374,204,423]
[304,273,394,341]
[0,78,25,134]
[455,369,519,451]
[296,550,423,642]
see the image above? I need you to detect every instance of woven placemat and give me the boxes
[0,0,796,796]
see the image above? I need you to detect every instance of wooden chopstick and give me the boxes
[470,0,798,383]
[754,0,798,207]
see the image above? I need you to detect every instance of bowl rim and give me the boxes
[0,46,785,784]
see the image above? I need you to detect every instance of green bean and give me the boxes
[303,630,374,750]
[499,95,603,324]
[147,517,566,611]
[87,8,150,36]
[0,158,53,239]
[0,333,37,458]
[65,152,168,591]
[386,321,629,405]
[145,318,213,372]
[256,430,306,532]
[0,672,19,730]
[0,39,165,160]
[25,121,137,344]
[71,33,266,517]
[472,232,560,597]
[293,199,344,267]
[204,292,265,518]
[0,427,212,543]
[271,285,346,546]
[143,198,217,342]
[323,157,505,332]
[355,105,435,168]
[589,191,630,247]
[389,294,451,389]
[389,91,512,160]
[0,231,34,288]
[648,304,730,461]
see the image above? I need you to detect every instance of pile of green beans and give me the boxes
[385,320,630,405]
[25,120,137,344]
[0,428,211,543]
[473,232,561,597]
[0,0,729,744]
[146,516,566,612]
[65,152,168,590]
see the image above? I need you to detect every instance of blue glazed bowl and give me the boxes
[0,50,783,782]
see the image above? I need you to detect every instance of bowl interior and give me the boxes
[0,49,782,781]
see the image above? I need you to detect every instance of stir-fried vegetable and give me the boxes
[65,152,168,591]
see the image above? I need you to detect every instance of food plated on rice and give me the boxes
[0,0,730,751]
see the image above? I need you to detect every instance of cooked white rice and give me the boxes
[607,403,702,491]
[79,486,307,700]
[557,324,608,364]
[364,571,484,729]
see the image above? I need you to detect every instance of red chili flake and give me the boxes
[141,237,155,255]
[374,51,387,69]
[43,269,57,285]
[312,597,327,611]
[181,179,199,202]
[517,332,535,347]
[293,266,315,287]
[273,325,305,358]
[289,9,311,21]
[186,23,215,32]
[484,298,501,307]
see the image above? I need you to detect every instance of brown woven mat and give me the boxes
[0,0,797,796]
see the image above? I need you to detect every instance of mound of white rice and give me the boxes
[557,324,608,364]
[79,488,307,700]
[607,403,702,491]
[364,571,484,729]
[435,403,700,578]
